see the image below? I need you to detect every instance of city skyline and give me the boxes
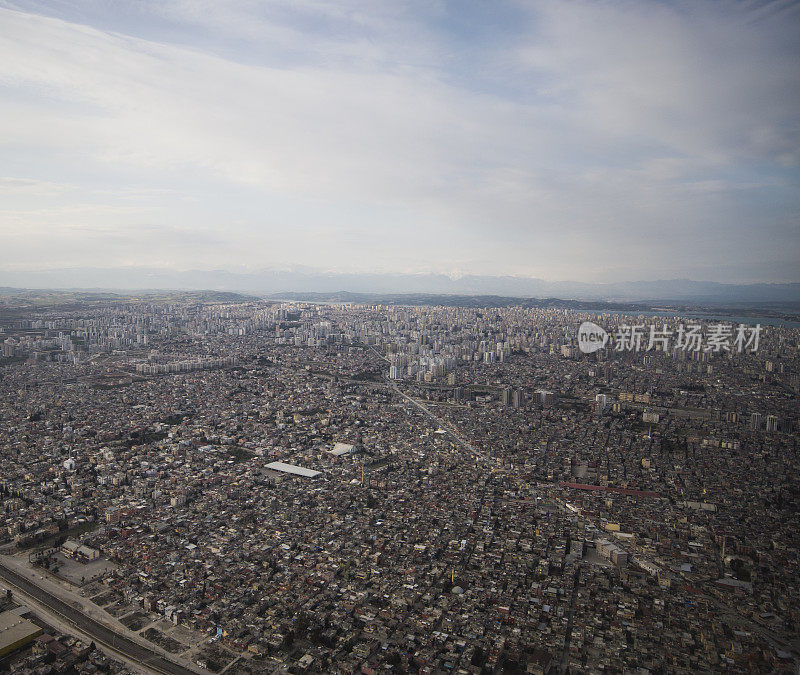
[1,0,799,283]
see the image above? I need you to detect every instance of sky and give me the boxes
[0,0,798,284]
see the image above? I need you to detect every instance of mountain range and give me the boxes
[0,267,798,307]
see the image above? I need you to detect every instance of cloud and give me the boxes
[0,177,71,195]
[0,8,470,194]
[0,0,797,282]
[516,0,800,167]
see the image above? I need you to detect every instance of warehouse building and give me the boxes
[0,610,43,657]
[263,461,322,478]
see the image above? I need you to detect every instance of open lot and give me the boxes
[49,551,117,586]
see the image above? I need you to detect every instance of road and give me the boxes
[558,563,583,673]
[371,345,800,667]
[555,502,800,662]
[387,379,491,462]
[702,590,800,658]
[0,560,196,675]
[366,343,491,462]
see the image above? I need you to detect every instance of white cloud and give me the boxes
[0,1,797,281]
[0,177,71,195]
[516,0,800,167]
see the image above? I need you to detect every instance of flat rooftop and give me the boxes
[264,461,322,478]
[0,610,43,657]
[330,443,355,456]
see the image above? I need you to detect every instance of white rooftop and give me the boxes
[264,461,322,478]
[330,443,355,456]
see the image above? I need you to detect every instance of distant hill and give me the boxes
[0,267,798,307]
[0,288,259,309]
[269,291,654,311]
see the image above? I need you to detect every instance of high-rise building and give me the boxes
[2,339,16,358]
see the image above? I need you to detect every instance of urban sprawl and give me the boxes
[0,297,798,674]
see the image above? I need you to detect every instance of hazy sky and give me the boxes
[1,0,798,283]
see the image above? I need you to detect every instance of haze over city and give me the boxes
[1,0,799,285]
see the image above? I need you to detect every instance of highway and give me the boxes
[0,560,196,674]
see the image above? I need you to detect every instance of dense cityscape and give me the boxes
[3,0,799,671]
[0,293,797,673]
